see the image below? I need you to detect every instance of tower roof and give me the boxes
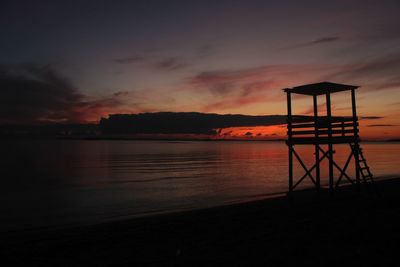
[283,82,358,96]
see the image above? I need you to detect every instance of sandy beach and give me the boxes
[1,177,399,266]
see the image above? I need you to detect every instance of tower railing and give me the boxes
[287,116,359,144]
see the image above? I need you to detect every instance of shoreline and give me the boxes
[2,177,400,265]
[1,190,289,236]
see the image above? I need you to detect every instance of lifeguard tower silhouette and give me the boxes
[284,82,374,194]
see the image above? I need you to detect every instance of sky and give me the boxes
[1,0,400,139]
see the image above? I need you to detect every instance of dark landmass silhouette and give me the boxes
[0,123,99,137]
[100,112,286,134]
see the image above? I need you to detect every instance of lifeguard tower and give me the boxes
[284,82,374,194]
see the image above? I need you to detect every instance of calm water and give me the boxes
[1,140,399,232]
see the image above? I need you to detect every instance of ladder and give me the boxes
[350,143,375,186]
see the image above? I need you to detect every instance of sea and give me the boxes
[1,140,399,232]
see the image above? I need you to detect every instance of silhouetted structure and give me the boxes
[284,82,374,194]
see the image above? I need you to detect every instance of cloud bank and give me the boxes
[100,112,286,135]
[0,64,123,124]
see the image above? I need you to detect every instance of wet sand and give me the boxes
[1,178,400,266]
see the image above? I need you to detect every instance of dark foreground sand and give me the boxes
[1,178,400,266]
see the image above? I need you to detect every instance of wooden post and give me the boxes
[351,89,361,189]
[326,93,334,195]
[313,95,320,191]
[287,92,293,194]
[341,121,345,137]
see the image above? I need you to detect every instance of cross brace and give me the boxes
[291,146,355,190]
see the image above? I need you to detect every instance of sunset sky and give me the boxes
[1,0,400,139]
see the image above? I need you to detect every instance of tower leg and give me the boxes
[351,88,360,191]
[326,93,334,195]
[329,144,334,195]
[354,142,361,190]
[315,145,320,191]
[313,95,320,191]
[289,145,293,194]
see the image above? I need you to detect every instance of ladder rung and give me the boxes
[353,145,374,182]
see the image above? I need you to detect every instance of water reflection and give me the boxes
[0,140,399,231]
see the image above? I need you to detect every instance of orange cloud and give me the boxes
[218,125,286,140]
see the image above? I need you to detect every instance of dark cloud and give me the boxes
[155,57,187,71]
[209,83,234,96]
[370,78,400,91]
[188,56,399,113]
[113,91,129,97]
[189,67,285,110]
[0,64,123,124]
[113,54,188,71]
[189,65,314,94]
[190,56,400,108]
[112,56,145,64]
[310,37,340,44]
[241,81,274,97]
[283,36,340,49]
[190,71,238,96]
[361,116,383,120]
[367,124,398,127]
[100,112,286,135]
[346,55,400,78]
[323,54,400,89]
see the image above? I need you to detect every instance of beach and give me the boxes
[2,177,400,266]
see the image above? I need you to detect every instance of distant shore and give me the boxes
[2,134,399,143]
[2,177,400,266]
